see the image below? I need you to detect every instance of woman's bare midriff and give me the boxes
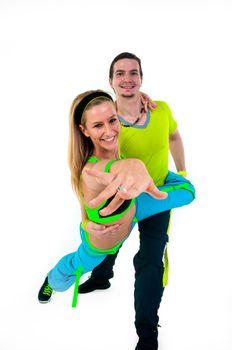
[82,167,136,250]
[88,205,136,250]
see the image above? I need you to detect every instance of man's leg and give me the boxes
[134,210,170,349]
[78,249,120,293]
[79,174,194,295]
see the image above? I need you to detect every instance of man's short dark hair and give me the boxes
[109,52,143,79]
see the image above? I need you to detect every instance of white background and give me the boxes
[0,0,231,349]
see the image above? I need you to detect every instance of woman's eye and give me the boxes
[94,124,102,128]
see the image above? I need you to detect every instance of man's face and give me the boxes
[109,58,142,98]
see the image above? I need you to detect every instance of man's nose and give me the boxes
[124,77,131,82]
[123,72,132,81]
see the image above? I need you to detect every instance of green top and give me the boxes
[84,156,135,224]
[119,101,177,186]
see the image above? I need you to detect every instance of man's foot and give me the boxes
[78,278,111,294]
[38,276,54,303]
[135,345,157,350]
[135,335,158,350]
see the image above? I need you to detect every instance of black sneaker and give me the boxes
[38,276,54,303]
[135,344,157,350]
[78,278,111,294]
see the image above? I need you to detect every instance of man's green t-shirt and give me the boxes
[119,101,177,186]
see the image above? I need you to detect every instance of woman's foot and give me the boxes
[38,276,54,303]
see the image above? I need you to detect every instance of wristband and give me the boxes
[177,170,187,177]
[81,220,88,230]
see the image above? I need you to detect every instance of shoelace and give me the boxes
[72,266,83,308]
[43,283,53,296]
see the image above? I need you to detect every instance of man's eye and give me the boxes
[94,124,102,128]
[110,118,117,123]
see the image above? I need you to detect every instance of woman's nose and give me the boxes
[104,123,113,135]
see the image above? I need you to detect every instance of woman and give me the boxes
[38,90,195,307]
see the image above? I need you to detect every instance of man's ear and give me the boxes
[109,78,113,88]
[79,124,89,137]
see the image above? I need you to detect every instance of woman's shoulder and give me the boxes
[82,159,112,194]
[83,159,110,172]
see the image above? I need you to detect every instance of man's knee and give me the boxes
[133,251,164,272]
[138,211,171,238]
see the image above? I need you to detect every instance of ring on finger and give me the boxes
[117,185,127,192]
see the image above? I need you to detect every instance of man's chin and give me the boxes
[121,93,135,98]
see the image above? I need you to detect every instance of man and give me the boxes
[79,52,187,350]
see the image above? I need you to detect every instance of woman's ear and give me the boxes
[79,124,90,137]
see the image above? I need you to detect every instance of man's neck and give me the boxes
[116,94,142,120]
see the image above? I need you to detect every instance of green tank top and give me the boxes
[84,156,135,223]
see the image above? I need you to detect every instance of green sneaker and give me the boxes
[38,276,54,303]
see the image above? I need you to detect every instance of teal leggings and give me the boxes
[48,171,195,301]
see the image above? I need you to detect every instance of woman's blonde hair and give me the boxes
[68,90,114,198]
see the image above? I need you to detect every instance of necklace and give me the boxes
[118,107,144,128]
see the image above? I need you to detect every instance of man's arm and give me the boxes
[169,129,186,174]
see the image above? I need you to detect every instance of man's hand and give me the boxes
[140,92,157,112]
[85,220,121,239]
[85,159,168,216]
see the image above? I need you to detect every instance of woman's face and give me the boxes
[80,101,120,155]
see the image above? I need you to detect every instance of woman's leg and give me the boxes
[48,246,107,292]
[135,172,195,222]
[47,226,111,292]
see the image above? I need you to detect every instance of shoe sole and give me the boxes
[38,291,55,304]
[78,284,111,294]
[38,299,52,304]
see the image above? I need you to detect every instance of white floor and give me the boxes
[1,202,232,350]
